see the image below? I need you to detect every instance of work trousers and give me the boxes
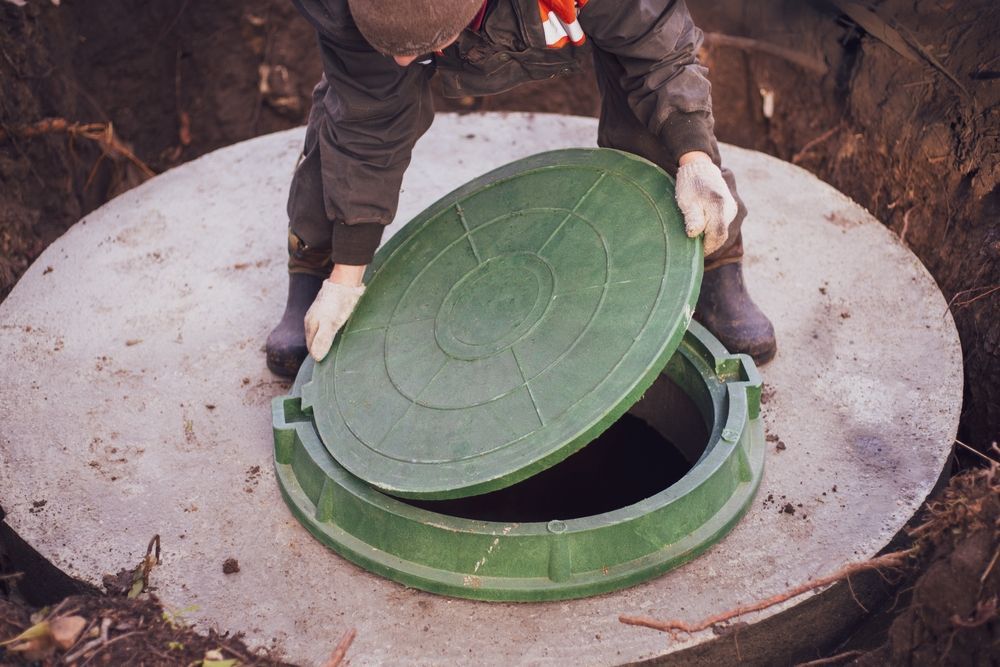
[285,56,746,277]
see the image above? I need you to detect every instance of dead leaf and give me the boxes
[201,648,239,666]
[1,620,55,661]
[116,534,161,598]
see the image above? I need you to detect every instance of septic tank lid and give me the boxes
[301,148,702,500]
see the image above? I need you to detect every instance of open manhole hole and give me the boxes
[272,149,765,601]
[405,391,706,524]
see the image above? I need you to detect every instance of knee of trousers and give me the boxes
[286,229,333,277]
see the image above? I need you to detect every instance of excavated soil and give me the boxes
[1,0,998,663]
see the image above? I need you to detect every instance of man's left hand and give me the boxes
[675,154,738,256]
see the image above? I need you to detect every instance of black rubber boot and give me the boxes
[694,262,777,366]
[266,273,325,378]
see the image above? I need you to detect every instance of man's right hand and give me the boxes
[304,266,367,362]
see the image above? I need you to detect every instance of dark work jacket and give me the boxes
[292,0,716,264]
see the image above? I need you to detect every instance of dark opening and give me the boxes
[402,374,710,523]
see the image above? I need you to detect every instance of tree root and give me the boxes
[323,628,356,667]
[703,32,829,76]
[0,118,154,179]
[619,548,915,638]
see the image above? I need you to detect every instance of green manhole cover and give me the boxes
[301,149,702,500]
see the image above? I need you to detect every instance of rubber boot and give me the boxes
[266,273,325,378]
[694,263,777,365]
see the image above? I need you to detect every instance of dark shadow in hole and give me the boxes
[402,375,710,523]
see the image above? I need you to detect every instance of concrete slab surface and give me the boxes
[0,113,962,665]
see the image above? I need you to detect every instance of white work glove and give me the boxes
[675,160,739,256]
[304,280,366,362]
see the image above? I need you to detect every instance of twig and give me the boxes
[323,628,357,667]
[795,649,865,666]
[63,636,104,664]
[954,439,1000,466]
[0,43,23,77]
[954,286,1000,308]
[619,549,914,636]
[703,32,828,76]
[219,642,251,664]
[792,124,844,164]
[981,547,999,584]
[898,208,914,244]
[944,285,1000,316]
[155,0,192,43]
[845,574,868,613]
[77,630,140,667]
[42,600,79,621]
[175,50,191,148]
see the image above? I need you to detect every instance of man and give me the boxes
[266,0,776,378]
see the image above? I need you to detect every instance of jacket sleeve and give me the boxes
[579,0,716,162]
[295,0,435,265]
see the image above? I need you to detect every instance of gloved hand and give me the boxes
[675,159,739,256]
[539,0,588,48]
[304,280,366,362]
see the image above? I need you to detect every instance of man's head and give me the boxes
[348,0,482,64]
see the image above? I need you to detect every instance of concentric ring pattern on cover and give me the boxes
[300,149,702,499]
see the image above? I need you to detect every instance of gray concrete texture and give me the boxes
[0,113,963,665]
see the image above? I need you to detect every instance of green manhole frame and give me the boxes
[272,321,764,602]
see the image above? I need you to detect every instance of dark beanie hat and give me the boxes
[348,0,483,56]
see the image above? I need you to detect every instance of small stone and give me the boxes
[782,503,795,515]
[776,440,787,451]
[222,558,240,575]
[50,615,87,650]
